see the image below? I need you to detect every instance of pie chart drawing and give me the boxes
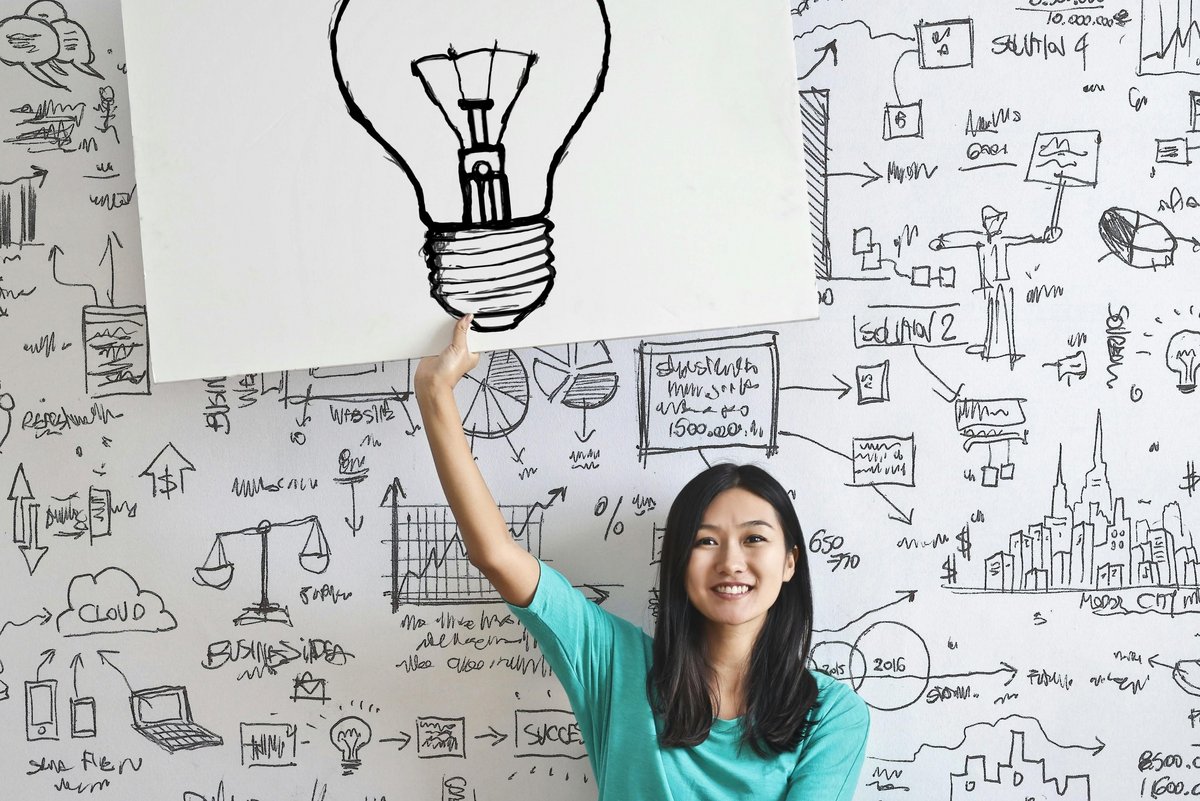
[533,341,620,410]
[456,350,530,439]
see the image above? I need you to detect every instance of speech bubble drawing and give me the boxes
[52,18,102,78]
[0,3,104,90]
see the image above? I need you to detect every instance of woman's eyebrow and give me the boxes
[696,520,775,531]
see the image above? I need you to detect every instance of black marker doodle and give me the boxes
[930,206,1057,369]
[82,309,151,398]
[1098,207,1200,270]
[130,685,223,753]
[194,516,330,626]
[1166,330,1200,392]
[1139,0,1200,75]
[0,606,51,703]
[9,462,47,573]
[279,361,412,432]
[331,0,612,331]
[0,389,13,452]
[636,332,780,462]
[69,695,95,739]
[334,449,368,536]
[873,716,1098,800]
[0,166,46,247]
[25,677,58,740]
[56,566,177,636]
[456,350,530,462]
[779,431,914,525]
[5,100,84,151]
[331,716,372,774]
[531,342,619,444]
[514,709,586,759]
[798,89,832,279]
[240,723,297,768]
[291,671,329,704]
[952,731,1091,800]
[1044,351,1088,385]
[416,716,465,759]
[139,442,195,499]
[384,497,544,608]
[973,412,1200,594]
[0,2,103,91]
[855,362,890,404]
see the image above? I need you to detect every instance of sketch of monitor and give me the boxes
[129,686,222,753]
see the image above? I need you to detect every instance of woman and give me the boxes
[416,315,869,800]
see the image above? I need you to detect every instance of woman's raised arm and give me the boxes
[414,315,541,607]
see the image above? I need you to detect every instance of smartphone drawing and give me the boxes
[71,697,97,738]
[25,680,58,741]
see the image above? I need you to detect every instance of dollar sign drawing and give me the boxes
[157,466,178,499]
[956,525,972,561]
[941,554,958,585]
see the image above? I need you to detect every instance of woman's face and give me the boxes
[684,487,797,636]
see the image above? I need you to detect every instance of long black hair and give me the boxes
[647,463,818,756]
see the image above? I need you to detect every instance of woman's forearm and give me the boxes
[416,384,512,566]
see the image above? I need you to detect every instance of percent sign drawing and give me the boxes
[593,495,626,540]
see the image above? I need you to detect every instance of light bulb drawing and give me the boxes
[330,715,372,775]
[1166,330,1200,394]
[330,0,612,332]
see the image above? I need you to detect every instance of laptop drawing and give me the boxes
[130,686,223,753]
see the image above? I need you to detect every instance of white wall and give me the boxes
[0,1,1196,799]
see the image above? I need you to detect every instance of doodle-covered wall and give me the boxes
[1,1,1198,799]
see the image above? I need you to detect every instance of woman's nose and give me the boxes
[717,545,747,574]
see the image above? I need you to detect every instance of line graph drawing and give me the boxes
[1139,0,1200,75]
[384,503,543,608]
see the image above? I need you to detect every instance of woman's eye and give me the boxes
[693,537,716,547]
[746,534,767,544]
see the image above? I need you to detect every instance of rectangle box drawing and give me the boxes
[514,709,588,760]
[240,723,298,767]
[637,331,779,459]
[851,436,916,488]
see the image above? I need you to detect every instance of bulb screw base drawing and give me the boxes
[424,218,555,332]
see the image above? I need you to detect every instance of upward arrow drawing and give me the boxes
[382,478,408,614]
[98,232,122,306]
[798,39,838,81]
[8,463,33,543]
[139,443,196,499]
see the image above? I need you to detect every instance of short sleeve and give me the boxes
[505,561,619,724]
[786,678,870,801]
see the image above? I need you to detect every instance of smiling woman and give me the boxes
[416,316,870,801]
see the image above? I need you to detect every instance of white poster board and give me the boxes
[121,0,816,382]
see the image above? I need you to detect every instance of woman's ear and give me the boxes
[784,545,798,581]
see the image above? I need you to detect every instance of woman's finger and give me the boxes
[452,314,474,352]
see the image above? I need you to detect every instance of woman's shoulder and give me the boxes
[808,669,870,727]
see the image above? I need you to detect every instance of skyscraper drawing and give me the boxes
[981,411,1199,591]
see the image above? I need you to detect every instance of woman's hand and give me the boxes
[415,314,480,397]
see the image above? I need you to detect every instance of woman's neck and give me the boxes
[704,621,762,719]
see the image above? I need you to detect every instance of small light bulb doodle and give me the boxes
[330,715,372,775]
[1166,330,1200,394]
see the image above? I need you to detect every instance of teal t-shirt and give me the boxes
[507,561,870,801]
